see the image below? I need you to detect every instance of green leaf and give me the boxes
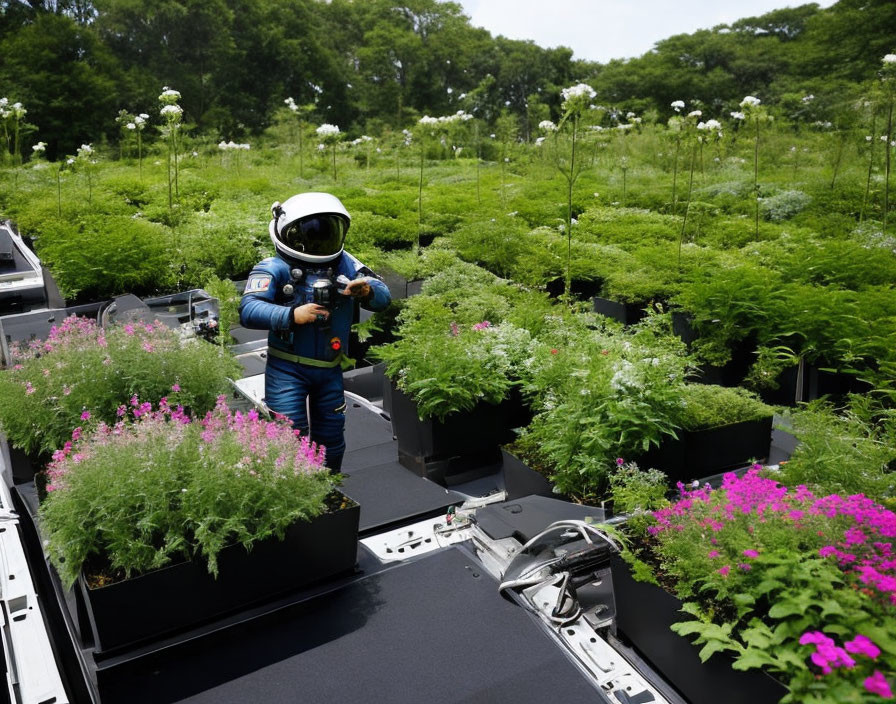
[819,600,845,618]
[698,639,734,662]
[670,620,706,637]
[732,648,775,670]
[768,601,805,619]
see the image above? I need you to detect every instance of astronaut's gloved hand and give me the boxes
[341,278,371,300]
[293,303,329,325]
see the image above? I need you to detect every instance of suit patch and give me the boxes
[245,274,272,293]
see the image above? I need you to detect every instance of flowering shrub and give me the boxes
[377,318,534,421]
[634,469,896,701]
[515,313,691,499]
[40,397,332,587]
[0,316,241,455]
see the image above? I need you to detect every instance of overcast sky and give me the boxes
[457,0,838,64]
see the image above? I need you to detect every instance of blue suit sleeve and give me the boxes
[238,259,293,330]
[365,277,391,312]
[343,252,392,312]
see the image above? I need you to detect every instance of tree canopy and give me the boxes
[0,0,893,154]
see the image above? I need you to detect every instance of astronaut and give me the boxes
[239,192,391,471]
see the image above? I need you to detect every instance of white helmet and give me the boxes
[269,192,351,263]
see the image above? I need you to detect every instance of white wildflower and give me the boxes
[882,54,896,64]
[160,104,183,118]
[32,141,46,153]
[671,100,685,112]
[316,123,340,137]
[159,87,181,104]
[740,95,761,108]
[126,122,136,130]
[561,83,596,103]
[730,111,745,120]
[688,110,702,118]
[538,120,557,132]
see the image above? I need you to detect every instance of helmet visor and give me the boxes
[279,215,347,257]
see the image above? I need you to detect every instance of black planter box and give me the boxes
[545,277,603,301]
[592,297,648,326]
[79,494,360,654]
[611,555,787,704]
[387,381,521,486]
[0,434,49,485]
[637,416,773,483]
[379,268,423,301]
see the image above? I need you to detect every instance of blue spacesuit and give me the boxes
[239,193,391,470]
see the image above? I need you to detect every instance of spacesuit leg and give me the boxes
[308,367,347,471]
[264,354,311,436]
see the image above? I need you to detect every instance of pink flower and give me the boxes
[743,549,759,558]
[845,634,881,660]
[116,405,126,417]
[708,550,720,558]
[865,671,893,699]
[616,458,624,466]
[738,563,752,571]
[130,395,139,407]
[142,342,154,353]
[450,321,459,337]
[124,324,135,335]
[80,410,91,421]
[717,565,730,576]
[551,348,559,355]
[472,320,492,331]
[171,383,181,392]
[71,427,82,442]
[24,382,35,395]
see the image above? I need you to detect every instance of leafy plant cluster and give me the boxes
[778,397,896,499]
[627,469,896,702]
[40,398,333,587]
[0,315,240,454]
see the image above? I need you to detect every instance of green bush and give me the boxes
[37,215,175,300]
[0,316,241,454]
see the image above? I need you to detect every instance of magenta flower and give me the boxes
[708,549,720,558]
[743,549,759,558]
[845,634,881,660]
[171,383,181,392]
[450,321,459,337]
[24,381,35,395]
[717,565,730,576]
[738,563,751,571]
[865,671,893,699]
[616,457,624,466]
[80,410,91,421]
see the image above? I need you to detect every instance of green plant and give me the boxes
[760,189,812,222]
[0,316,241,454]
[37,215,175,300]
[515,313,691,499]
[376,319,533,421]
[40,399,332,587]
[608,460,669,514]
[778,398,896,498]
[676,384,774,431]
